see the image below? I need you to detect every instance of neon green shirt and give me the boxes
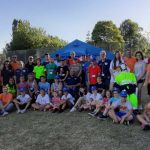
[33,65,46,79]
[115,71,137,85]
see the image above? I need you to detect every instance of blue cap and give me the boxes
[63,87,69,92]
[113,87,120,92]
[91,86,97,91]
[120,90,127,97]
[19,87,26,92]
[55,75,60,79]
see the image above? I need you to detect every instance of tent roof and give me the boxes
[51,39,114,60]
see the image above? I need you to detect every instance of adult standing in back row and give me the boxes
[98,50,111,90]
[123,50,137,73]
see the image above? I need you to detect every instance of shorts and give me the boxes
[147,83,150,95]
[115,111,126,117]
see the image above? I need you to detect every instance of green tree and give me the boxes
[120,19,143,50]
[92,21,124,51]
[7,19,67,51]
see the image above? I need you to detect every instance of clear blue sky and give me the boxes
[0,0,150,51]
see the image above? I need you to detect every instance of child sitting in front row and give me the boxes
[31,88,51,111]
[50,91,65,113]
[137,103,150,130]
[60,87,75,112]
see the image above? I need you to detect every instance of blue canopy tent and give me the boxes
[51,39,114,60]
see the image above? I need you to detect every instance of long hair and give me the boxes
[2,60,12,70]
[113,51,122,69]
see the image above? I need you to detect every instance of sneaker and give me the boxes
[52,108,58,113]
[97,115,107,120]
[124,121,130,126]
[143,124,150,130]
[1,111,8,117]
[88,112,96,117]
[21,109,26,114]
[58,109,64,113]
[78,108,84,112]
[16,109,21,114]
[70,107,76,112]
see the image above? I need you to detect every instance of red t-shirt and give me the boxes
[88,65,101,84]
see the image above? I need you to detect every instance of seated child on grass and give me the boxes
[108,90,133,125]
[98,88,121,119]
[137,103,150,130]
[31,88,51,111]
[88,90,112,117]
[13,87,32,114]
[60,87,75,112]
[50,91,65,113]
[70,87,91,112]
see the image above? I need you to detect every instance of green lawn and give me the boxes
[0,88,150,150]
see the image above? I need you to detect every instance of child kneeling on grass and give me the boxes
[108,90,133,125]
[13,87,32,114]
[60,87,75,112]
[137,103,150,130]
[50,91,66,113]
[31,88,51,111]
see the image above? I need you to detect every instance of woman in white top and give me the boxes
[134,51,146,109]
[109,51,123,91]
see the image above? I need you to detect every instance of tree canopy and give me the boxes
[91,21,124,50]
[5,19,67,51]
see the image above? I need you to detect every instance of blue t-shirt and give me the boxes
[108,97,121,104]
[38,82,50,93]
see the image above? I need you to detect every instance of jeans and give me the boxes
[0,101,14,115]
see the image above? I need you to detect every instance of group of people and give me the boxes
[0,50,150,130]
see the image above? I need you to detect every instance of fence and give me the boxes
[6,48,57,63]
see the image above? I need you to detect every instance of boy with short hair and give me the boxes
[13,88,32,113]
[108,90,133,125]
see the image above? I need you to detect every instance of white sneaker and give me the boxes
[2,111,8,116]
[70,107,76,112]
[21,109,26,113]
[16,109,21,114]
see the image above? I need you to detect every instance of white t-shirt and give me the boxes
[113,100,132,113]
[83,92,91,101]
[36,94,50,105]
[17,94,31,103]
[61,93,75,105]
[90,93,102,101]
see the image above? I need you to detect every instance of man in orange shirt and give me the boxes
[88,59,101,89]
[0,86,14,116]
[144,64,150,97]
[10,55,21,71]
[123,50,136,72]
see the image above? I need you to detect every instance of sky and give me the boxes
[0,0,150,51]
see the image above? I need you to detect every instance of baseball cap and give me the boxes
[120,90,127,97]
[63,87,69,92]
[91,86,97,91]
[19,87,26,92]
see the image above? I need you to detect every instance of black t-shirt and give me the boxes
[98,59,111,79]
[57,65,69,80]
[25,62,36,73]
[96,82,106,93]
[65,76,80,86]
[1,69,14,85]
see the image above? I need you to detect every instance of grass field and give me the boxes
[0,88,150,150]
